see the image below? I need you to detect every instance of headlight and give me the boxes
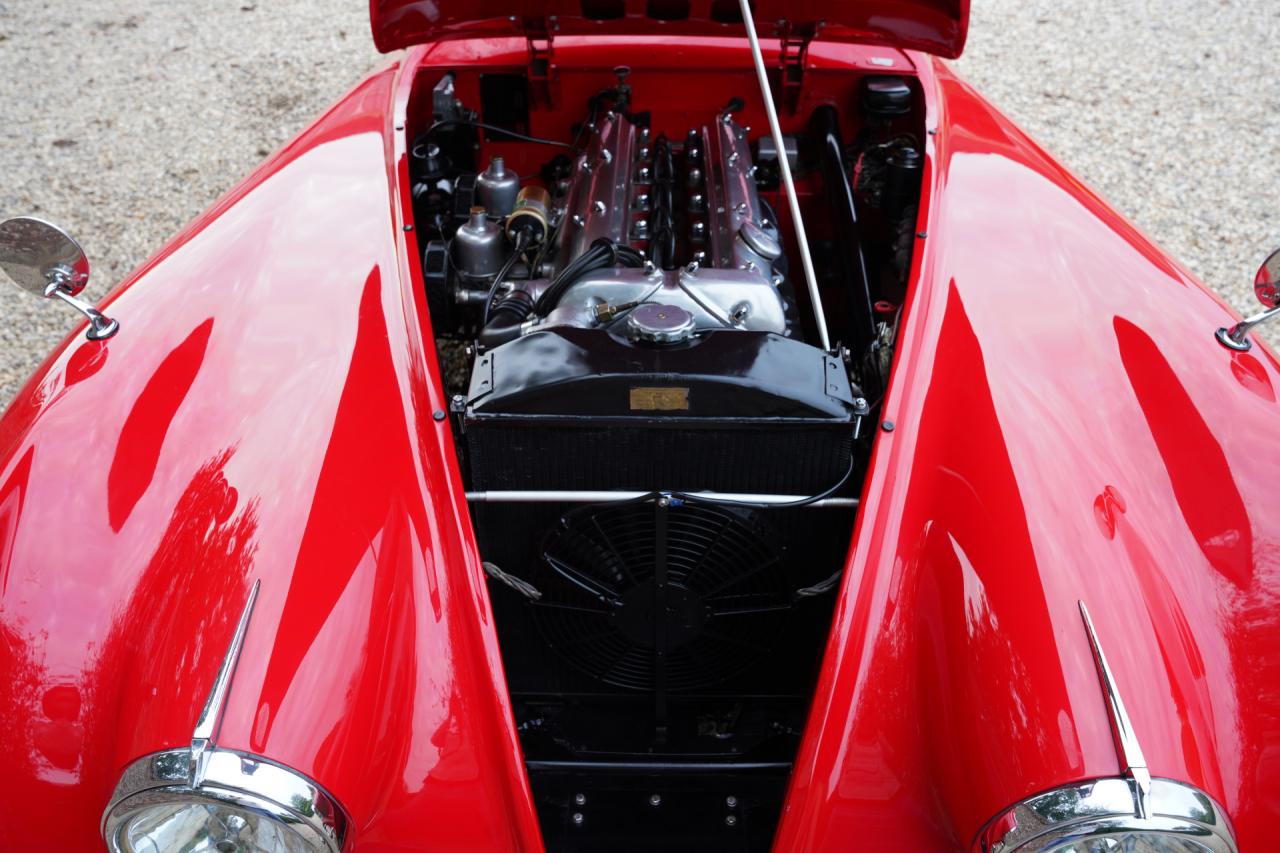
[102,748,349,853]
[974,777,1235,852]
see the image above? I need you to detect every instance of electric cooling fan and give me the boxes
[530,498,793,692]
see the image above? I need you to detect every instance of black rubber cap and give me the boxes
[862,76,913,117]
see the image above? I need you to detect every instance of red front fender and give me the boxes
[774,57,1280,851]
[0,55,541,851]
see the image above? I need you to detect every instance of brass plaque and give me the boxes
[629,386,690,411]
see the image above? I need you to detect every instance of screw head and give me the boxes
[432,410,446,422]
[574,793,586,806]
[571,812,584,826]
[649,793,662,807]
[726,795,738,808]
[725,815,738,827]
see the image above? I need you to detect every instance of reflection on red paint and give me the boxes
[1114,316,1253,587]
[64,340,109,387]
[1229,352,1276,403]
[0,446,33,597]
[106,319,213,530]
[33,683,83,774]
[251,268,414,751]
[1093,485,1127,540]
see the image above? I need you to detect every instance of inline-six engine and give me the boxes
[452,107,797,346]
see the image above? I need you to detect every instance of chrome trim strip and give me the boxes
[972,777,1236,853]
[465,489,858,508]
[1079,599,1152,817]
[737,0,831,351]
[191,578,260,785]
[102,747,349,853]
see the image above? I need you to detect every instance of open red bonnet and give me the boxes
[369,0,969,58]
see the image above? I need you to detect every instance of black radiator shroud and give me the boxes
[460,325,860,851]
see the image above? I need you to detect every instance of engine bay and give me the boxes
[406,52,924,852]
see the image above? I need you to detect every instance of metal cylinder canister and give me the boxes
[456,206,504,279]
[476,156,520,217]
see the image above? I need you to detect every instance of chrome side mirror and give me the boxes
[1217,248,1280,351]
[0,216,119,340]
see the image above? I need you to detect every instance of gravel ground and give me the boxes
[1,1,1277,403]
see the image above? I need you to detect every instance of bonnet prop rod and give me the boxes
[738,0,831,351]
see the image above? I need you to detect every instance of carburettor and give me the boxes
[455,108,795,343]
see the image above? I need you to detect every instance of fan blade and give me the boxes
[544,552,623,605]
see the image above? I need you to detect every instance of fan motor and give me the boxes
[531,499,790,692]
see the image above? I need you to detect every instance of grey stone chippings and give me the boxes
[954,0,1280,348]
[0,0,378,402]
[1,0,1276,404]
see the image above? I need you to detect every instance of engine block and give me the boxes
[513,111,793,338]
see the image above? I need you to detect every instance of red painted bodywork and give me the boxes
[369,0,970,59]
[0,32,1277,853]
[0,57,541,851]
[774,58,1280,851]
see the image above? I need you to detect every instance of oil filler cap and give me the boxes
[626,303,696,344]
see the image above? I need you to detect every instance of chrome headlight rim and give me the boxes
[974,776,1236,853]
[102,747,349,853]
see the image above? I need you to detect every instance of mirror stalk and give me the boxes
[1216,248,1280,351]
[1216,305,1280,352]
[45,277,119,340]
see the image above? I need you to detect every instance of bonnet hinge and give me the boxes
[525,17,559,109]
[776,21,818,113]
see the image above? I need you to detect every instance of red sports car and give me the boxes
[0,1,1275,850]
